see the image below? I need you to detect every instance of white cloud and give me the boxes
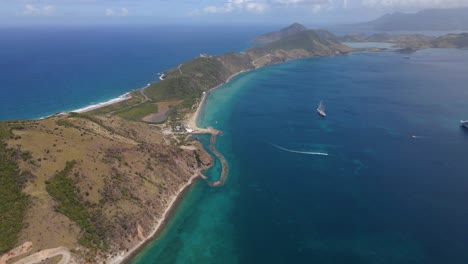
[105,8,114,16]
[361,0,468,10]
[105,7,129,16]
[202,5,228,14]
[246,2,269,12]
[121,7,129,16]
[274,0,330,5]
[192,0,269,15]
[272,0,333,13]
[22,4,55,16]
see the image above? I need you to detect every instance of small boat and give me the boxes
[317,101,326,117]
[461,120,468,128]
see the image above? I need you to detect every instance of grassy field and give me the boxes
[0,123,29,254]
[46,160,102,249]
[115,101,158,122]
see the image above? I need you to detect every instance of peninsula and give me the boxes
[0,23,352,264]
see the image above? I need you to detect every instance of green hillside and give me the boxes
[145,57,232,102]
[248,30,351,57]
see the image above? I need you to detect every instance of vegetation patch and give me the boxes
[68,113,118,135]
[218,52,254,73]
[46,161,102,249]
[145,57,231,102]
[0,123,29,254]
[146,75,200,102]
[56,119,76,128]
[115,101,158,122]
[248,30,333,55]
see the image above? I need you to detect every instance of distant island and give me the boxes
[331,7,468,31]
[339,32,468,51]
[0,23,352,264]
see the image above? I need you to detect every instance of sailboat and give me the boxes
[317,101,326,117]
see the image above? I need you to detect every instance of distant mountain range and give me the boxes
[334,8,468,31]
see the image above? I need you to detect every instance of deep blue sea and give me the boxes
[132,49,468,264]
[0,25,272,120]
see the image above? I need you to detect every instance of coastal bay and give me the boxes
[132,49,468,263]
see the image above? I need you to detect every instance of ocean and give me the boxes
[0,25,272,120]
[4,25,468,264]
[132,49,468,264]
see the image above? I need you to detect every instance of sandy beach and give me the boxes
[71,82,153,114]
[72,92,132,114]
[187,70,247,132]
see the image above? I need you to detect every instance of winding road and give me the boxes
[178,64,183,74]
[12,247,70,264]
[1,244,70,264]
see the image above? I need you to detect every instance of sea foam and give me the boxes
[71,93,131,114]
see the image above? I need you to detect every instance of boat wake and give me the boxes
[269,143,329,156]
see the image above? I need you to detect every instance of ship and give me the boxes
[317,101,326,117]
[461,120,468,128]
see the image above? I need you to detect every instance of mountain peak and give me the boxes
[288,22,307,30]
[253,22,308,43]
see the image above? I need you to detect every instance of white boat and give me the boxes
[317,101,326,117]
[460,120,468,128]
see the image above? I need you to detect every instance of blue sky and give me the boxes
[1,0,468,26]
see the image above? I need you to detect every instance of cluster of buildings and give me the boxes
[199,53,213,58]
[174,125,193,133]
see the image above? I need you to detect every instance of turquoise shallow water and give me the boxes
[132,49,468,264]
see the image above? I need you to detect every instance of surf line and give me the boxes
[269,143,329,156]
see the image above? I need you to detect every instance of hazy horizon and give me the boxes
[2,1,468,26]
